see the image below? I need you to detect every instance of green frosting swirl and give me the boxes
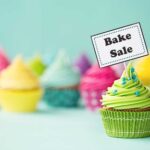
[102,62,150,109]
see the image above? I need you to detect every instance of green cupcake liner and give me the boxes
[100,109,150,138]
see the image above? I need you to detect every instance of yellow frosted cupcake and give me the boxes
[0,56,43,112]
[135,55,150,86]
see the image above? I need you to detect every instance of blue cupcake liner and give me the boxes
[43,88,80,107]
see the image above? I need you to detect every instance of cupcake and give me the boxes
[80,65,118,111]
[111,63,124,78]
[134,55,150,86]
[0,56,43,112]
[74,53,91,75]
[41,51,80,107]
[27,55,46,77]
[0,49,10,71]
[100,62,150,138]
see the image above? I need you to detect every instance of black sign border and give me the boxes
[91,22,149,68]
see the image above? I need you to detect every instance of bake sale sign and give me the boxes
[91,22,148,67]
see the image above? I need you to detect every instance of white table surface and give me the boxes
[0,104,149,150]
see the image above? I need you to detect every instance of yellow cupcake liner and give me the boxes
[0,88,43,112]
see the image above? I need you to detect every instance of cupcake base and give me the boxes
[100,109,150,138]
[0,88,43,112]
[43,88,80,107]
[81,89,103,111]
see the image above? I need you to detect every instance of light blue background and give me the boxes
[0,1,150,149]
[0,0,149,59]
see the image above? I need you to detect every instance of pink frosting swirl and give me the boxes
[80,65,118,90]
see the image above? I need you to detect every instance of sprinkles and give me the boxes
[135,91,140,96]
[122,77,126,81]
[128,77,131,80]
[112,89,118,95]
[122,80,126,85]
[121,77,127,85]
[132,74,137,82]
[131,67,135,73]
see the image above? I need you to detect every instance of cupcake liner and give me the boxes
[0,89,43,112]
[43,88,80,107]
[80,89,104,111]
[100,109,150,138]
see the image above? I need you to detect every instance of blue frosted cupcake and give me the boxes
[41,51,80,107]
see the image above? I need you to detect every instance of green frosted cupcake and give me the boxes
[27,55,46,77]
[100,62,150,138]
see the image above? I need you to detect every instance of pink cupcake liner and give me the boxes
[81,89,105,111]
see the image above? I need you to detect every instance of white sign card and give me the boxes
[91,22,149,67]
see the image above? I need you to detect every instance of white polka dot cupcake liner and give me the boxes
[80,89,105,111]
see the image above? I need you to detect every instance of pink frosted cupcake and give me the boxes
[80,65,118,111]
[0,49,10,72]
[111,63,124,78]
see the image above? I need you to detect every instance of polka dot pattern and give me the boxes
[81,90,103,111]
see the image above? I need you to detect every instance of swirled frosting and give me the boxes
[0,56,40,89]
[74,53,91,75]
[41,51,80,88]
[80,65,118,90]
[28,55,46,77]
[101,62,150,109]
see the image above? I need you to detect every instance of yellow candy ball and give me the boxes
[135,55,150,86]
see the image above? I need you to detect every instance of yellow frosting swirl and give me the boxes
[0,56,40,89]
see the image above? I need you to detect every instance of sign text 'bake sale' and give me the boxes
[91,23,148,67]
